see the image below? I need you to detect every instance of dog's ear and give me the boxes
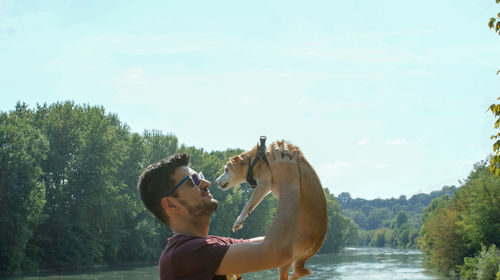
[230,156,242,163]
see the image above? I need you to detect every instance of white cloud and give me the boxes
[417,138,429,144]
[356,139,369,146]
[306,50,319,56]
[118,67,149,85]
[293,98,306,108]
[374,163,391,168]
[233,95,259,106]
[323,161,351,169]
[386,138,410,145]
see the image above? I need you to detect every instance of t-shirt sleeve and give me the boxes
[172,237,231,279]
[218,236,251,245]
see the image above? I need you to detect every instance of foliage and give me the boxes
[0,101,352,274]
[319,189,351,253]
[488,0,500,36]
[338,186,454,249]
[419,161,500,273]
[490,97,500,176]
[0,103,49,272]
[489,0,500,174]
[460,244,500,280]
[419,198,468,272]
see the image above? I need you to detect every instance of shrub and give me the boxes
[460,244,500,280]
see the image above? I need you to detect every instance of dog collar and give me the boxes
[246,136,269,188]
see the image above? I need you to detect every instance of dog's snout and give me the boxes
[214,177,221,185]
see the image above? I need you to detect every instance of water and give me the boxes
[2,248,446,280]
[243,248,446,280]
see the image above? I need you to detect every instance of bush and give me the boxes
[460,256,479,280]
[460,244,500,280]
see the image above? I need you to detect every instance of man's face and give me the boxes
[171,166,219,217]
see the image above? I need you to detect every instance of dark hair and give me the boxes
[137,154,190,225]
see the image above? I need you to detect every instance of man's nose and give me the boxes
[200,179,211,189]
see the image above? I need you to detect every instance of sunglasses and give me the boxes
[166,172,204,197]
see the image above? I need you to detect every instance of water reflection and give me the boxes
[0,265,158,280]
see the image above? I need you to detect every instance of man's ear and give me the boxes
[161,197,178,213]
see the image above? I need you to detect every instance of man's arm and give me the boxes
[216,142,300,274]
[249,236,264,243]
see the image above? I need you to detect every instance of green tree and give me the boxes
[461,245,500,280]
[490,98,500,176]
[337,192,352,206]
[457,163,500,253]
[27,102,140,267]
[489,0,500,176]
[319,189,350,253]
[488,0,500,36]
[394,211,408,228]
[371,228,389,247]
[420,161,500,273]
[420,201,468,272]
[365,207,391,230]
[143,130,178,165]
[343,218,361,246]
[0,103,49,272]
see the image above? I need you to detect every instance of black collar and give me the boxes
[246,136,269,188]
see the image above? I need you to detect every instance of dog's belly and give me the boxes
[270,159,328,258]
[294,200,327,256]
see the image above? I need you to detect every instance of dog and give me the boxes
[215,139,328,280]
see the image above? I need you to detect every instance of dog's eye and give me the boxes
[225,168,228,172]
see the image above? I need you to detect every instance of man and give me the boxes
[137,142,300,279]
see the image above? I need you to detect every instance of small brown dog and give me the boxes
[215,139,328,280]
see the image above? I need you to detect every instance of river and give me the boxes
[2,248,446,280]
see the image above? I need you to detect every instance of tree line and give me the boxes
[336,186,456,249]
[336,158,500,280]
[0,101,350,274]
[419,161,500,279]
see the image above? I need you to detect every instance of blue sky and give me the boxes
[1,0,499,199]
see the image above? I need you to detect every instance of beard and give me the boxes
[178,197,219,217]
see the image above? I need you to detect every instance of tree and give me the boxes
[337,192,352,206]
[457,163,500,253]
[26,102,141,267]
[320,189,351,253]
[488,0,500,36]
[419,161,500,273]
[0,103,49,272]
[394,211,408,228]
[490,98,500,176]
[419,199,469,272]
[489,0,500,176]
[0,100,361,273]
[143,130,178,165]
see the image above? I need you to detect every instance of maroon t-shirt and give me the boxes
[159,234,250,280]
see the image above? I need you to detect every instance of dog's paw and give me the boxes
[232,217,245,232]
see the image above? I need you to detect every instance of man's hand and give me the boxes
[265,141,300,189]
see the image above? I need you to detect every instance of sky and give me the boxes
[1,0,499,199]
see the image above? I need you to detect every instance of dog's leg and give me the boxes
[290,258,311,280]
[232,183,271,232]
[279,262,292,280]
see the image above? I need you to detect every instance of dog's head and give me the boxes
[215,140,300,191]
[214,154,249,190]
